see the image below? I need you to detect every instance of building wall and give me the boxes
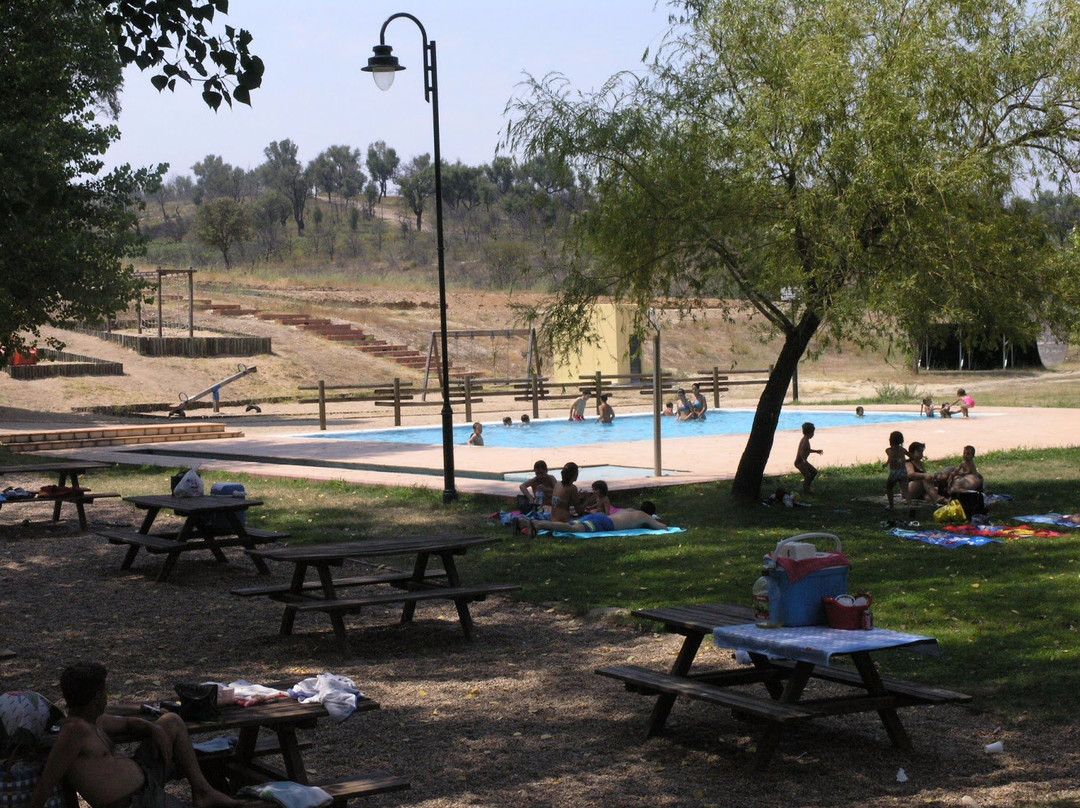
[551,303,635,384]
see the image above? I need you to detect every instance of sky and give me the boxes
[103,1,674,179]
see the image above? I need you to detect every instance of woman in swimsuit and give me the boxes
[675,389,695,421]
[548,462,582,522]
[690,383,708,420]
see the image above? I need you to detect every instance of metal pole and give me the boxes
[653,331,662,477]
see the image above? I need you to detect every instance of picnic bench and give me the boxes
[597,602,971,767]
[0,462,118,530]
[54,687,408,807]
[238,534,521,655]
[97,494,288,581]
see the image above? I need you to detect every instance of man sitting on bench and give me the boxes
[31,661,240,808]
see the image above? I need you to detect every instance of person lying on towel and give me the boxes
[515,501,667,536]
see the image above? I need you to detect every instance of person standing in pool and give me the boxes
[690,383,708,420]
[597,394,615,423]
[674,389,695,420]
[467,422,484,445]
[568,390,591,421]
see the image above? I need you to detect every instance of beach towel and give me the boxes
[944,524,1065,539]
[888,527,1002,548]
[1011,513,1080,528]
[288,673,363,723]
[546,526,687,539]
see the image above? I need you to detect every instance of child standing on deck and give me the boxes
[885,430,912,514]
[794,422,823,495]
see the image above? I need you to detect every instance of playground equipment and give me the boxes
[168,363,258,417]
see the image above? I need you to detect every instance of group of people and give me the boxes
[513,459,666,536]
[885,431,985,514]
[919,388,976,418]
[568,389,614,423]
[661,382,709,420]
[468,414,533,445]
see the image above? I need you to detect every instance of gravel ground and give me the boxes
[3,499,1080,808]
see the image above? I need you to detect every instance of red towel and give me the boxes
[771,552,850,583]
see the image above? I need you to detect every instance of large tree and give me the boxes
[507,0,1080,502]
[0,0,260,363]
[195,197,252,268]
[396,154,435,231]
[366,140,400,200]
[260,139,309,234]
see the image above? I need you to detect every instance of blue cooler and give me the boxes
[767,533,849,626]
[206,482,246,533]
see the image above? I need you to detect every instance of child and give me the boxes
[662,401,675,417]
[885,430,912,513]
[518,460,557,508]
[951,388,975,417]
[855,406,865,418]
[502,416,513,427]
[520,414,531,424]
[467,422,484,445]
[947,445,984,492]
[794,422,823,495]
[584,479,612,515]
[920,396,936,417]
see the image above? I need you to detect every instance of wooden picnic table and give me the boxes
[237,534,521,656]
[597,602,971,768]
[96,494,288,582]
[53,687,408,807]
[0,461,117,530]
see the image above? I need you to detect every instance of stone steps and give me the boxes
[0,423,243,451]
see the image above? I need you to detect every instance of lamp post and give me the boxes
[364,13,456,502]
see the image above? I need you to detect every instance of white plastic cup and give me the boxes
[984,740,1004,754]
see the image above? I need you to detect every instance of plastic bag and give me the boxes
[934,499,966,524]
[173,467,204,498]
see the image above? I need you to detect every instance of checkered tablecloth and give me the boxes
[713,623,939,666]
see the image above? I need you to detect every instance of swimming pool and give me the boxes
[299,409,924,451]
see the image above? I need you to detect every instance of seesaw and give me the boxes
[168,363,259,417]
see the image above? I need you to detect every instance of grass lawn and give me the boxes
[13,444,1078,723]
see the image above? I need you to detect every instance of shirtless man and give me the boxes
[568,390,590,421]
[515,502,667,536]
[31,661,239,808]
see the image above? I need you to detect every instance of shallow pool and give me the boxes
[299,409,923,451]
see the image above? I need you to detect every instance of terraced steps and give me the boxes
[0,423,243,451]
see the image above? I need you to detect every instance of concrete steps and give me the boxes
[0,423,243,451]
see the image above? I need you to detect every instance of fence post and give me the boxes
[464,376,473,422]
[393,377,402,426]
[318,380,326,431]
[531,374,540,420]
[594,371,603,414]
[712,366,721,408]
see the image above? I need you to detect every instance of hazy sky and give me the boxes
[103,1,673,179]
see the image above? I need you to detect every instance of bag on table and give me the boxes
[934,499,967,524]
[173,682,218,721]
[172,467,204,498]
[0,754,64,808]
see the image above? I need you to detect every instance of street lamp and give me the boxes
[363,13,456,503]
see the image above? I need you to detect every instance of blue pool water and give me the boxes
[300,409,922,451]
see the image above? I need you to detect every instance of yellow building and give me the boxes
[550,303,640,384]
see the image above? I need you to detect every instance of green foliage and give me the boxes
[871,383,925,404]
[366,140,400,199]
[396,154,434,231]
[506,0,1080,501]
[95,0,263,108]
[0,0,161,361]
[194,198,252,268]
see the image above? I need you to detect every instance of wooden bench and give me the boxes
[765,658,971,705]
[1,491,120,530]
[231,568,448,598]
[288,583,522,616]
[233,774,410,807]
[97,527,285,581]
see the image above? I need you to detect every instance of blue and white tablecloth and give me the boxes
[713,623,939,666]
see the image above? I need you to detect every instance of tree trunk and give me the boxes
[731,309,822,504]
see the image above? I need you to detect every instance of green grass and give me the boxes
[20,444,1080,722]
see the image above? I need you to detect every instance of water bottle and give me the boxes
[535,490,544,516]
[752,567,782,628]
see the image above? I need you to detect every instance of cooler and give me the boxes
[768,533,850,626]
[206,482,246,532]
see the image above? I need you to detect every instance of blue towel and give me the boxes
[1012,514,1080,528]
[889,527,1002,548]
[545,526,687,539]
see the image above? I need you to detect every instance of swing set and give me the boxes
[421,328,539,401]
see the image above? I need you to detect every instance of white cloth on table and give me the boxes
[224,679,291,706]
[288,673,363,723]
[713,623,940,666]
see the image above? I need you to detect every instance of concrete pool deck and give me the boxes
[12,404,1079,499]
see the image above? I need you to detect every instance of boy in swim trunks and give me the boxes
[32,661,239,808]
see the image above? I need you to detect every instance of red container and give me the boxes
[823,594,872,630]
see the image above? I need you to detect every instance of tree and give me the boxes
[366,140,400,199]
[508,0,1080,502]
[195,197,252,268]
[192,154,246,202]
[309,145,365,212]
[260,139,309,234]
[396,154,435,231]
[0,0,162,360]
[94,0,263,108]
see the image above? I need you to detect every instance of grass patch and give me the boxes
[41,445,1080,722]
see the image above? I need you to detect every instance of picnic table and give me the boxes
[597,602,971,767]
[55,687,408,807]
[236,534,521,655]
[0,461,117,530]
[95,494,288,582]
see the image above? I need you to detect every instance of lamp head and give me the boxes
[362,44,405,91]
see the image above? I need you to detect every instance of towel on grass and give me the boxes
[889,527,1002,548]
[236,782,332,808]
[945,524,1065,539]
[1012,513,1080,528]
[545,526,687,539]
